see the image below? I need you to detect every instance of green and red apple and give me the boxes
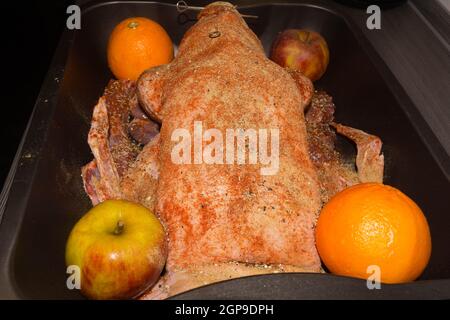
[65,199,167,299]
[270,29,330,81]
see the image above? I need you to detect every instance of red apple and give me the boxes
[65,200,167,299]
[270,29,330,81]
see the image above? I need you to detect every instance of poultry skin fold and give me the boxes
[82,2,384,299]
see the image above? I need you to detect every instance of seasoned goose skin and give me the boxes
[139,3,321,272]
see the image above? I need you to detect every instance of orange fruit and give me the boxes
[107,17,173,81]
[315,183,431,284]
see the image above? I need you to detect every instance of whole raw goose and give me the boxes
[82,1,384,299]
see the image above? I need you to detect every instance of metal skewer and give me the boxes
[176,1,258,19]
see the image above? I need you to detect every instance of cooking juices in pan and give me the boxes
[0,2,448,299]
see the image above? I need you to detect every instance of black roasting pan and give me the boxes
[0,0,449,299]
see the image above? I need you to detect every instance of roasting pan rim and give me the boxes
[171,272,450,300]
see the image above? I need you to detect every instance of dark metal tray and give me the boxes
[0,0,449,299]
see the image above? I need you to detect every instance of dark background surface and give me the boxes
[2,1,71,186]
